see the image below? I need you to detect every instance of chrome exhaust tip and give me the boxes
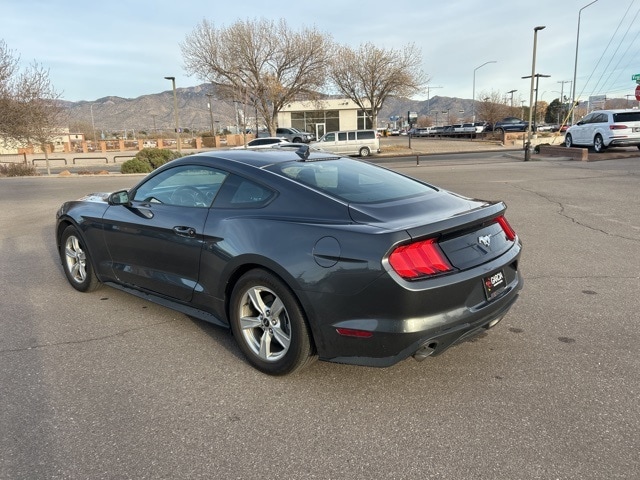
[413,342,438,362]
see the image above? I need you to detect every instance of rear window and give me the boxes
[613,112,640,122]
[356,130,375,140]
[267,158,436,204]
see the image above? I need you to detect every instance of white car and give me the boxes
[232,137,291,149]
[565,109,640,153]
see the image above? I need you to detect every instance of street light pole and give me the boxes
[525,26,545,162]
[523,74,551,130]
[472,61,497,122]
[164,76,181,154]
[571,0,598,125]
[506,89,517,108]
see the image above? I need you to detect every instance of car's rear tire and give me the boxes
[359,146,371,157]
[229,269,315,375]
[60,225,101,292]
[593,134,606,153]
[495,127,504,135]
[565,134,573,148]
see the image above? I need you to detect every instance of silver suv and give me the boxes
[565,109,640,153]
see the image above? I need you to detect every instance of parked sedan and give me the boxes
[232,137,291,149]
[565,109,640,152]
[55,147,523,375]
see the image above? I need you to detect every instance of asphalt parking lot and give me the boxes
[1,152,639,479]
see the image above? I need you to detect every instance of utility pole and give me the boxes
[425,85,443,124]
[557,80,571,124]
[206,93,215,135]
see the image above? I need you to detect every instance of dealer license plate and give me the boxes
[483,270,506,300]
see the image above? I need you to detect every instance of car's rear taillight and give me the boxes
[496,215,516,241]
[610,124,627,130]
[389,238,453,279]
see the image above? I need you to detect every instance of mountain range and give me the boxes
[63,84,477,136]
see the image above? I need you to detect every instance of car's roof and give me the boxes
[186,146,340,168]
[588,109,639,114]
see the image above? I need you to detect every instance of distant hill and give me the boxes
[63,84,479,136]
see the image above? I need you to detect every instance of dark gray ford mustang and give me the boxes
[55,147,523,375]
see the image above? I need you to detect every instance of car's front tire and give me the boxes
[359,147,371,157]
[593,134,606,153]
[229,269,315,375]
[565,133,573,148]
[60,225,101,292]
[495,127,504,135]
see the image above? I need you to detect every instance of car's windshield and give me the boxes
[266,158,436,204]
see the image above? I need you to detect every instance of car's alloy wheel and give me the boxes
[593,134,605,153]
[565,134,573,148]
[495,128,504,134]
[359,147,370,157]
[230,269,315,375]
[60,225,101,292]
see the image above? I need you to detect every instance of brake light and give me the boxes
[389,238,453,279]
[496,215,516,241]
[609,124,627,130]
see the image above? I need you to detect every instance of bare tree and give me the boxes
[476,90,512,126]
[0,40,64,174]
[181,18,331,135]
[329,42,426,128]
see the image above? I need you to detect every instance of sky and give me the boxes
[2,0,639,105]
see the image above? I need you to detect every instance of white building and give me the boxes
[278,98,374,139]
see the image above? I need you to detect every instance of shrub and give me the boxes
[120,158,154,174]
[0,163,39,177]
[120,148,182,174]
[534,143,550,154]
[135,148,182,169]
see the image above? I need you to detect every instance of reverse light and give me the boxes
[496,215,516,241]
[389,238,453,279]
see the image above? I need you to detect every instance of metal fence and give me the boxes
[0,153,27,164]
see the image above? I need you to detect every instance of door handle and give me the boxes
[173,226,196,238]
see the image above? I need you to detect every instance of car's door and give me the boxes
[591,113,609,144]
[574,113,593,144]
[102,164,228,301]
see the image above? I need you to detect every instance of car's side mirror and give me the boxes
[109,190,131,206]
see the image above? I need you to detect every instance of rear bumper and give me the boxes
[326,283,521,367]
[608,137,640,147]
[307,244,523,367]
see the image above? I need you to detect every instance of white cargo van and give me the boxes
[311,129,380,157]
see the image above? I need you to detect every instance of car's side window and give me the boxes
[594,114,608,123]
[132,165,228,208]
[581,114,594,124]
[212,174,275,209]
